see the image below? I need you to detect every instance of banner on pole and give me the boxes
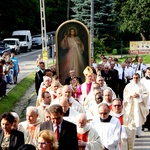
[42,50,48,61]
[130,41,150,54]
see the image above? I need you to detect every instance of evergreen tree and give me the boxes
[71,0,116,38]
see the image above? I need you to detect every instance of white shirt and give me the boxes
[118,68,129,80]
[52,120,63,133]
[125,66,135,79]
[114,63,121,71]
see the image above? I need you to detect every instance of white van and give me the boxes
[3,38,20,54]
[12,30,32,52]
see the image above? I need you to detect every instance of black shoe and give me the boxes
[142,128,144,131]
[136,135,139,138]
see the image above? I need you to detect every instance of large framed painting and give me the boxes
[56,20,90,84]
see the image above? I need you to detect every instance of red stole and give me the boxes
[78,131,89,150]
[109,104,112,110]
[53,94,57,99]
[42,106,46,109]
[116,115,123,125]
[69,103,72,107]
[41,87,47,93]
[26,125,36,139]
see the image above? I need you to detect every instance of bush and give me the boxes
[117,47,129,54]
[112,49,118,55]
[94,37,107,56]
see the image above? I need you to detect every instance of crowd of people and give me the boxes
[0,50,19,98]
[0,54,150,150]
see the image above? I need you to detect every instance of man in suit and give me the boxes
[35,62,46,95]
[64,69,82,85]
[40,104,78,150]
[135,57,147,78]
[109,61,119,96]
[101,64,114,88]
[118,62,129,99]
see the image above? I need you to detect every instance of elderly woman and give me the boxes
[37,130,58,150]
[0,112,24,149]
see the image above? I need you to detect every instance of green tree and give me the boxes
[0,0,40,37]
[113,0,150,40]
[0,0,68,38]
[94,37,106,55]
[71,0,116,38]
[45,0,68,32]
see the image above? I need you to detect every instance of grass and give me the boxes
[117,54,150,64]
[96,54,150,64]
[0,72,35,115]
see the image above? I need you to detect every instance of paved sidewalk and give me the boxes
[134,130,150,150]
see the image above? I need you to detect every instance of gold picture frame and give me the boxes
[56,20,90,84]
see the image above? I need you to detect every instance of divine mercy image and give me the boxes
[56,20,90,84]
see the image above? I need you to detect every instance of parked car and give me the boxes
[3,38,20,55]
[0,41,11,56]
[32,35,50,49]
[32,36,42,49]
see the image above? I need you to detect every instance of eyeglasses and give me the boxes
[99,112,108,115]
[37,142,49,145]
[113,105,121,107]
[133,77,139,79]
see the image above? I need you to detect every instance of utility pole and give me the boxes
[67,0,70,20]
[39,0,48,67]
[90,0,94,58]
[50,34,55,65]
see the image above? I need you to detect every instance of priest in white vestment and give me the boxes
[19,106,42,144]
[123,73,149,137]
[46,81,61,101]
[62,85,85,113]
[50,87,63,105]
[37,91,51,122]
[59,96,79,124]
[83,84,102,111]
[110,98,136,150]
[86,93,103,121]
[91,103,121,150]
[96,76,107,91]
[102,88,114,110]
[76,113,102,150]
[140,67,150,131]
[11,112,34,145]
[36,76,52,107]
